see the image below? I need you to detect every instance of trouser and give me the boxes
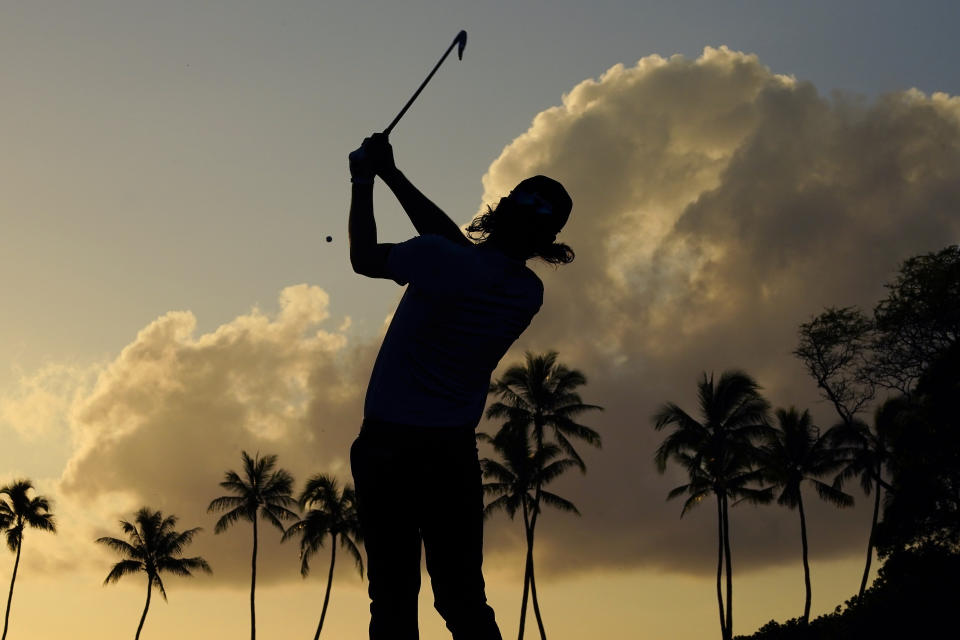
[350,418,503,640]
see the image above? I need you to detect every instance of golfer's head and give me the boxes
[467,175,575,265]
[501,176,573,263]
[505,175,573,237]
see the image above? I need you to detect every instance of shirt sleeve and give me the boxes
[386,234,470,294]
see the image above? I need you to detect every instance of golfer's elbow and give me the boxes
[350,248,374,277]
[350,243,392,279]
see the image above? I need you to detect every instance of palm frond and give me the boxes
[539,491,580,516]
[103,559,144,584]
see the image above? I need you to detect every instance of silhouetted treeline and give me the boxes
[654,245,960,639]
[733,544,960,640]
[733,245,960,638]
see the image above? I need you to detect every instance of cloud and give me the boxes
[475,46,960,576]
[0,363,99,443]
[57,284,373,586]
[9,47,960,589]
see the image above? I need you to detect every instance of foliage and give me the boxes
[207,451,297,640]
[759,408,853,512]
[483,350,601,640]
[794,307,875,425]
[871,245,960,393]
[208,451,298,534]
[0,480,56,554]
[283,474,363,579]
[734,544,960,639]
[96,508,210,640]
[795,245,960,404]
[757,408,853,623]
[480,426,581,524]
[96,508,211,599]
[487,351,602,468]
[794,244,960,597]
[652,370,772,640]
[875,341,960,555]
[1,479,56,640]
[282,474,363,640]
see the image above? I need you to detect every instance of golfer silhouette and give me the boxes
[348,133,574,640]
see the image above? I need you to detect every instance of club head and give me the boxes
[456,30,467,60]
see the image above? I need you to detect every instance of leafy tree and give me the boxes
[875,342,960,555]
[795,307,890,598]
[0,479,56,640]
[479,426,580,640]
[758,408,853,623]
[282,474,364,640]
[796,245,959,401]
[870,245,960,394]
[652,371,772,640]
[208,451,298,640]
[486,351,601,640]
[793,246,960,597]
[794,306,875,426]
[96,508,211,640]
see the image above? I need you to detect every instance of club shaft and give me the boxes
[383,37,461,135]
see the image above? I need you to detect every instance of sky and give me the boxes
[2,1,960,639]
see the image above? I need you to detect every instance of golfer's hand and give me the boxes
[366,133,397,177]
[349,141,375,185]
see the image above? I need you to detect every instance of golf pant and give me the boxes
[351,419,502,640]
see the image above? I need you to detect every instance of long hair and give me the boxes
[466,204,575,266]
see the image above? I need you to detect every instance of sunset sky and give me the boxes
[2,2,960,639]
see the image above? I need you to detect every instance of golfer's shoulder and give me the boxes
[401,233,466,255]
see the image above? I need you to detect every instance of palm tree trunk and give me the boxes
[798,495,811,623]
[251,517,259,640]
[527,514,547,640]
[715,495,726,639]
[528,562,546,640]
[1,540,22,640]
[722,495,733,640]
[314,536,337,640]
[518,499,532,640]
[135,577,153,640]
[528,489,547,640]
[859,469,883,597]
[528,417,548,640]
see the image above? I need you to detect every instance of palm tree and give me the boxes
[208,451,298,640]
[487,351,602,470]
[486,351,602,640]
[281,474,364,640]
[96,508,211,640]
[479,426,580,640]
[828,401,896,597]
[652,370,772,640]
[0,479,56,640]
[758,408,854,623]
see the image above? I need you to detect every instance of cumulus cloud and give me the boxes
[0,363,99,443]
[56,284,373,585]
[8,47,960,589]
[476,46,960,576]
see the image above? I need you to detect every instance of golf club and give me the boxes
[383,30,467,135]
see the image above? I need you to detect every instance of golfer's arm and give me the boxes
[381,169,471,247]
[349,183,394,279]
